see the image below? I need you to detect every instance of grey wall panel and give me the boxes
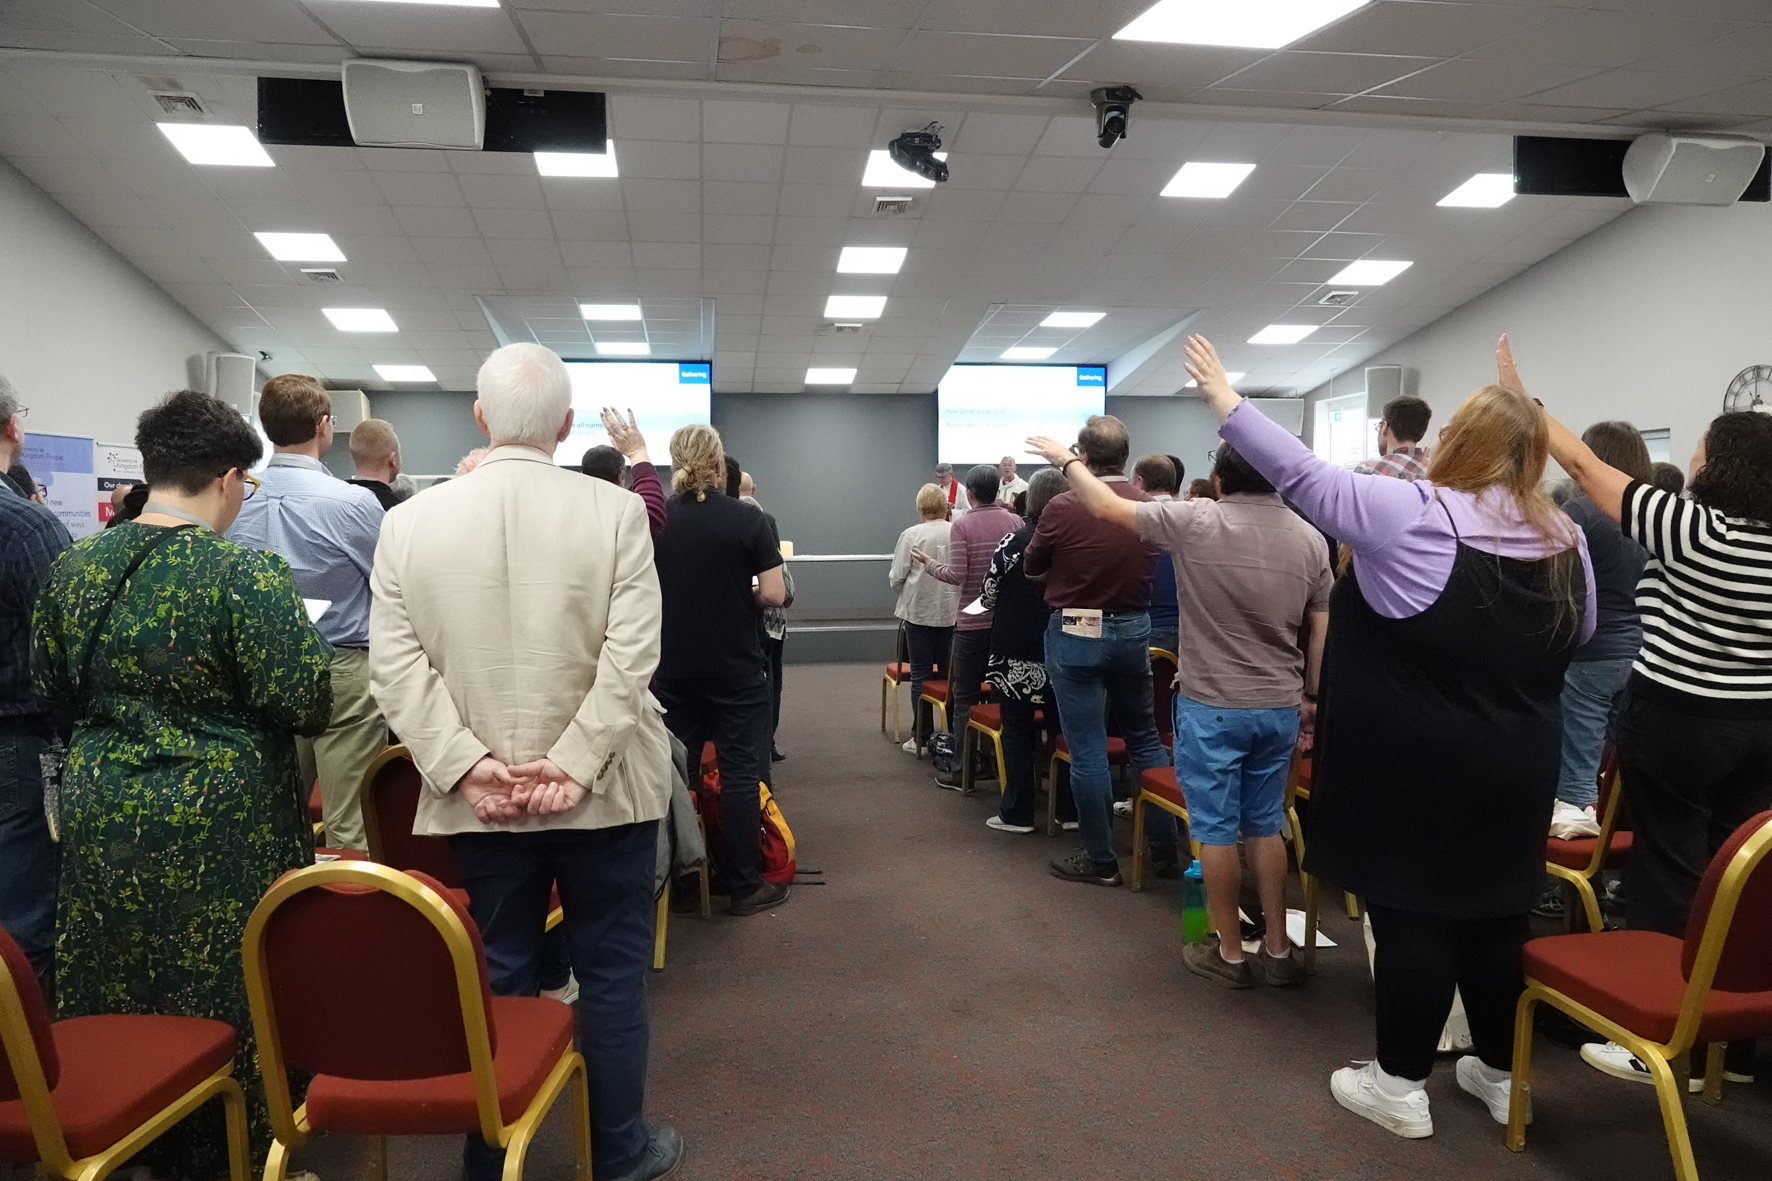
[367,390,482,477]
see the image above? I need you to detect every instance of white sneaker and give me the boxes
[1455,1055,1530,1125]
[1059,820,1080,831]
[985,815,1035,834]
[901,738,920,755]
[1581,1041,1708,1092]
[1331,1062,1433,1139]
[1112,800,1132,817]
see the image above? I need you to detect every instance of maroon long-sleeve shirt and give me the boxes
[1024,477,1158,612]
[924,502,1021,631]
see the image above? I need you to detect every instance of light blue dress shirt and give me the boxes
[228,454,384,647]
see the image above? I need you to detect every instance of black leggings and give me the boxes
[1368,904,1531,1081]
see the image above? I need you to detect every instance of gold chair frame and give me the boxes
[0,971,248,1181]
[1507,817,1772,1181]
[1544,761,1627,934]
[243,861,592,1181]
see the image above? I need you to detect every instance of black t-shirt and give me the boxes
[655,491,783,679]
[349,478,400,512]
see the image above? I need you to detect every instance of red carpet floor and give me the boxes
[297,662,1771,1181]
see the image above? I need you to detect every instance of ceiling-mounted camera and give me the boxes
[1091,85,1143,150]
[888,122,948,184]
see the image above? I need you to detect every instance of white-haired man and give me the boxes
[370,342,682,1181]
[998,455,1028,505]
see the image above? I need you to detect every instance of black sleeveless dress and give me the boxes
[1306,522,1582,919]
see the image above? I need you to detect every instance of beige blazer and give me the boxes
[369,444,671,836]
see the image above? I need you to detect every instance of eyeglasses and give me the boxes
[241,471,261,501]
[13,406,26,418]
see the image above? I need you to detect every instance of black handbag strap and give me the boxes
[75,527,185,702]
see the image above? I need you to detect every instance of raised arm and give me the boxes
[1023,442,1138,532]
[1496,335,1631,525]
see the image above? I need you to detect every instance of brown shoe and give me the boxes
[1258,944,1306,988]
[730,881,789,917]
[1183,937,1253,989]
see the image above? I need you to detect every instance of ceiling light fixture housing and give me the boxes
[1042,311,1106,328]
[825,295,887,319]
[373,364,437,382]
[537,145,618,177]
[580,303,643,320]
[806,367,857,385]
[837,247,908,274]
[158,123,274,167]
[1439,173,1516,208]
[1329,259,1412,286]
[254,232,345,262]
[323,307,398,332]
[1162,162,1256,199]
[1116,0,1370,50]
[1249,324,1318,345]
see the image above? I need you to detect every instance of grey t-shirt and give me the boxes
[1136,492,1333,710]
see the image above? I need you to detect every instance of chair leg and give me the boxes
[213,1076,250,1181]
[570,1057,593,1181]
[368,1135,388,1181]
[1046,757,1061,837]
[1571,875,1604,934]
[652,889,669,972]
[991,733,1007,791]
[1506,992,1538,1152]
[1702,1041,1725,1106]
[1643,1047,1701,1181]
[698,863,712,921]
[265,1135,295,1181]
[1301,871,1319,975]
[961,725,976,793]
[891,679,901,742]
[880,676,888,734]
[1344,892,1361,920]
[1130,795,1146,893]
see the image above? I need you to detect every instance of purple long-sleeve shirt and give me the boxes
[1220,400,1597,642]
[630,461,667,538]
[924,502,1021,631]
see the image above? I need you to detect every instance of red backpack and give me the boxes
[695,744,797,886]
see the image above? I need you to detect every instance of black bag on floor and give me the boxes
[928,730,959,776]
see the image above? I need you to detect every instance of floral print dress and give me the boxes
[32,521,333,1179]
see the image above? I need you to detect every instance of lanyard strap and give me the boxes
[141,501,215,532]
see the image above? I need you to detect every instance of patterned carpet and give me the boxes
[297,662,1771,1181]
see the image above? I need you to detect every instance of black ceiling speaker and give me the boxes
[258,76,606,154]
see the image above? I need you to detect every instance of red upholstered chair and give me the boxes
[1128,764,1195,891]
[1045,735,1128,836]
[882,659,941,742]
[917,680,951,735]
[243,862,590,1181]
[0,927,247,1181]
[1507,810,1772,1181]
[1545,750,1632,933]
[1149,648,1179,749]
[960,702,1048,794]
[309,780,325,839]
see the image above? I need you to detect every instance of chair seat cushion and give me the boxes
[0,1016,236,1162]
[309,781,325,824]
[304,995,573,1136]
[918,680,949,703]
[967,703,1001,731]
[1054,735,1128,763]
[1525,930,1772,1045]
[1139,766,1188,815]
[314,847,370,862]
[1546,831,1633,870]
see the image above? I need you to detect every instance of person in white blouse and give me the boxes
[890,483,961,752]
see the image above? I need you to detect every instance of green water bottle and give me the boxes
[1181,859,1208,944]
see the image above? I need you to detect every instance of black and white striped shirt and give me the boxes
[1623,481,1772,711]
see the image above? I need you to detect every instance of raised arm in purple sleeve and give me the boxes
[629,461,668,538]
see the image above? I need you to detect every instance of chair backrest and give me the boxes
[247,864,495,1082]
[0,926,58,1102]
[361,746,463,888]
[1681,810,1772,993]
[1596,746,1628,833]
[1149,648,1178,740]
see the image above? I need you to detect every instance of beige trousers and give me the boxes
[295,647,386,851]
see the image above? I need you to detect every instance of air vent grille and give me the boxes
[152,92,205,116]
[301,268,343,284]
[873,195,913,215]
[1318,289,1359,306]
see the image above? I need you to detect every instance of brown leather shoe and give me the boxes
[1183,937,1254,989]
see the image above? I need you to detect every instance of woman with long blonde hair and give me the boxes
[1180,334,1596,1141]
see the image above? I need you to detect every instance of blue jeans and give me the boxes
[1044,612,1170,865]
[1171,695,1299,846]
[0,726,58,998]
[1557,658,1633,808]
[451,822,659,1179]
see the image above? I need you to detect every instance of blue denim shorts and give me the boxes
[1172,694,1299,847]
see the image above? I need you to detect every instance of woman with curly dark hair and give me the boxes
[32,390,333,1177]
[1513,341,1772,1083]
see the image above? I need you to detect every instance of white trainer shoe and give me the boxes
[1455,1055,1530,1125]
[1331,1062,1433,1139]
[901,738,920,755]
[1581,1041,1710,1092]
[985,815,1035,834]
[1058,820,1080,831]
[1112,800,1133,817]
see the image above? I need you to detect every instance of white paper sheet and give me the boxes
[961,597,987,615]
[302,598,331,624]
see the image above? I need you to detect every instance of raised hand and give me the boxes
[1182,334,1241,419]
[456,756,528,825]
[1495,334,1525,394]
[909,545,931,565]
[1025,435,1073,467]
[505,757,589,816]
[599,407,649,463]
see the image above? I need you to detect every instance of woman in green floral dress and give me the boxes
[32,391,332,1180]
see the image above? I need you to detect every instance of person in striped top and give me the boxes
[1508,340,1772,945]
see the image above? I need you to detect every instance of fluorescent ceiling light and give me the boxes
[1329,259,1412,286]
[373,364,436,382]
[1439,173,1515,208]
[1184,372,1246,388]
[1042,311,1106,328]
[837,246,907,274]
[1249,324,1317,345]
[157,123,273,167]
[536,145,618,177]
[1162,162,1256,199]
[323,307,397,332]
[595,341,651,356]
[254,232,345,262]
[1116,0,1369,49]
[580,303,643,321]
[1002,347,1058,361]
[825,295,887,319]
[862,149,947,189]
[806,367,857,385]
[329,0,498,7]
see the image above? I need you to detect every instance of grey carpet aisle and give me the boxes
[296,662,1772,1181]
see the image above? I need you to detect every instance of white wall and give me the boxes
[0,156,228,443]
[1302,199,1772,472]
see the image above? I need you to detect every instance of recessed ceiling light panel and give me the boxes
[536,146,618,177]
[254,232,345,262]
[1439,173,1516,208]
[837,246,908,274]
[1184,372,1246,388]
[1249,324,1317,345]
[323,307,398,332]
[580,303,643,321]
[1116,0,1370,49]
[157,123,274,167]
[1161,162,1256,199]
[1329,259,1412,286]
[1002,347,1057,360]
[806,367,857,385]
[825,295,887,319]
[862,149,946,189]
[1042,311,1106,328]
[373,364,437,382]
[595,341,651,356]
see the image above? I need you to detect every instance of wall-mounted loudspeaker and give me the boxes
[1365,365,1404,414]
[206,352,257,418]
[329,390,372,433]
[342,59,485,150]
[1623,133,1767,206]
